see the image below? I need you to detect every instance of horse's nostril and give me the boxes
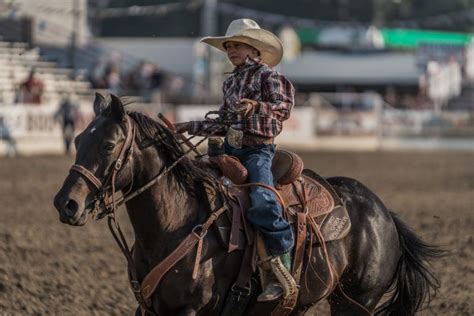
[65,199,79,217]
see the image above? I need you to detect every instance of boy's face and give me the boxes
[224,41,259,66]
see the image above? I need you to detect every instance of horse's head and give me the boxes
[54,93,135,225]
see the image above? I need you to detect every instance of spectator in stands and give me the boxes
[0,117,16,157]
[134,60,154,101]
[88,60,108,89]
[55,95,79,154]
[17,69,44,104]
[124,61,144,94]
[150,63,165,102]
[102,52,123,95]
[125,60,165,102]
[105,64,121,95]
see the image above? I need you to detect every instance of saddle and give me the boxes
[207,150,350,248]
[204,150,351,316]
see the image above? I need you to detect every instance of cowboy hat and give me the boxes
[200,18,283,67]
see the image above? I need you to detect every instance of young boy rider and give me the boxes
[175,18,296,302]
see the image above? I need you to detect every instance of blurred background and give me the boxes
[0,0,473,153]
[0,1,472,315]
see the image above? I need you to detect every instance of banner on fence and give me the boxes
[0,104,62,138]
[316,110,377,136]
[1,102,472,155]
[0,102,96,155]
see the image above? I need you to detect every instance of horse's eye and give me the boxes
[102,142,115,152]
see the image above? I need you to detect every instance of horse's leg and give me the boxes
[326,237,399,314]
[327,281,387,316]
[135,306,197,316]
[325,177,401,315]
[134,305,197,316]
[176,307,197,316]
[326,251,396,315]
[327,254,398,315]
[290,305,313,315]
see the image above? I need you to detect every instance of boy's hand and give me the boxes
[236,98,259,117]
[174,122,191,133]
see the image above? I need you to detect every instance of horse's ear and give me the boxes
[93,92,107,116]
[110,94,125,121]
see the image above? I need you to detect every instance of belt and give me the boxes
[241,134,274,147]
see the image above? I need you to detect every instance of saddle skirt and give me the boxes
[203,150,352,252]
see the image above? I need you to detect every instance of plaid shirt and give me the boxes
[189,58,295,138]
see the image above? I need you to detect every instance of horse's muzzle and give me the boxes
[54,190,89,226]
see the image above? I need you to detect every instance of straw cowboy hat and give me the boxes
[201,18,283,67]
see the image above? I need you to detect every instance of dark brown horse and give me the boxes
[54,94,443,315]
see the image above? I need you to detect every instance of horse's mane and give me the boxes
[127,111,214,195]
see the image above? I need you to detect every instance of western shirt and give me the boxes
[189,58,295,138]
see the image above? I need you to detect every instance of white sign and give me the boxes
[0,104,62,138]
[278,107,315,141]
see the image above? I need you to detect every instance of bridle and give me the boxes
[68,114,165,313]
[70,115,136,218]
[68,114,154,310]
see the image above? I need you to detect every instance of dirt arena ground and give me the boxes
[0,150,472,315]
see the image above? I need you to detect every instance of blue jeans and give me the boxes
[224,140,294,255]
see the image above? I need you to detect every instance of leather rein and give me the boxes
[68,115,226,315]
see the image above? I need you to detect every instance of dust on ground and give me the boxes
[0,151,472,315]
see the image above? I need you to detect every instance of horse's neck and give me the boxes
[125,150,201,256]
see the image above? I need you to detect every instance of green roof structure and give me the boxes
[381,28,473,48]
[296,27,473,49]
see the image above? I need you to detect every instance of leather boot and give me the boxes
[257,269,284,302]
[257,253,296,302]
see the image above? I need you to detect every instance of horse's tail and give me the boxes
[375,211,445,315]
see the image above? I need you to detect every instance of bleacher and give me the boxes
[0,41,93,105]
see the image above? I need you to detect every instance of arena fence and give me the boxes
[0,99,473,156]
